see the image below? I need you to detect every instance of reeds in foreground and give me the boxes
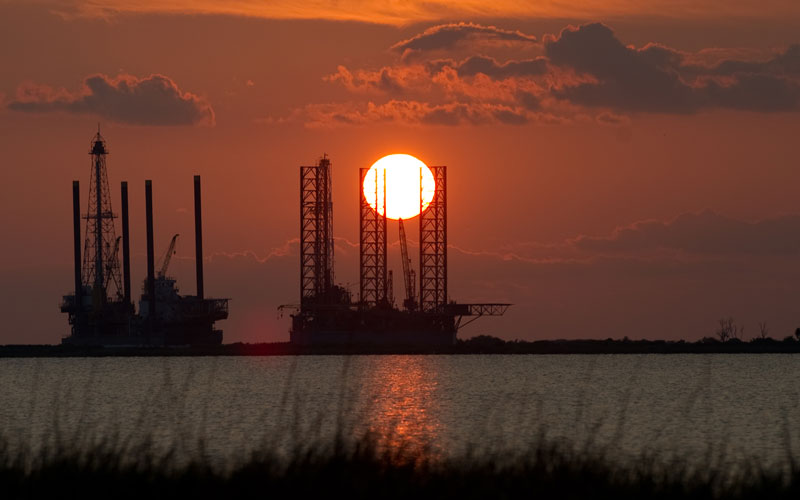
[2,429,800,500]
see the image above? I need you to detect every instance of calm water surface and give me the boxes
[1,355,799,467]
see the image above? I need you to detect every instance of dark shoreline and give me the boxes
[3,336,800,357]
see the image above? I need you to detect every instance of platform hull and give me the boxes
[61,330,223,347]
[290,329,455,346]
[61,288,227,347]
[290,305,457,346]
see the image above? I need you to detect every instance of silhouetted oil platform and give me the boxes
[60,130,228,346]
[286,155,509,346]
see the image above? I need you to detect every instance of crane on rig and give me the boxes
[398,219,417,311]
[158,234,179,278]
[103,236,122,292]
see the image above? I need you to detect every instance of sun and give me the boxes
[363,154,436,220]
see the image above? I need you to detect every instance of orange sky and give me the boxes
[36,1,800,24]
[1,1,800,343]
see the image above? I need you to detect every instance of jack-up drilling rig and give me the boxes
[61,131,228,346]
[287,155,510,346]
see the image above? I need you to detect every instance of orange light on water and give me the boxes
[363,154,436,220]
[365,356,442,462]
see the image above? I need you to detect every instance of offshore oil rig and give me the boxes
[288,155,509,346]
[60,130,228,345]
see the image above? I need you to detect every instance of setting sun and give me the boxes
[363,154,436,220]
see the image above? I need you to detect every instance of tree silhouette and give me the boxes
[757,321,769,340]
[715,317,739,342]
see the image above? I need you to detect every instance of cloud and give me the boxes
[770,44,800,75]
[544,23,800,113]
[300,100,533,127]
[572,210,800,256]
[326,58,548,99]
[8,74,215,126]
[324,65,434,94]
[320,58,550,125]
[702,44,800,76]
[313,21,800,127]
[700,73,800,112]
[391,23,536,58]
[544,23,697,113]
[454,55,548,78]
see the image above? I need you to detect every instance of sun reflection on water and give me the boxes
[360,356,442,460]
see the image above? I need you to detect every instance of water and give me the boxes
[1,354,799,468]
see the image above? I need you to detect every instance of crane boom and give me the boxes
[103,236,121,291]
[398,219,416,310]
[158,233,179,278]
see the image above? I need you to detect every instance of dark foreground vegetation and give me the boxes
[4,334,800,357]
[454,334,800,354]
[3,434,800,499]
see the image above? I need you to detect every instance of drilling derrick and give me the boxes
[82,130,122,304]
[360,166,388,307]
[419,166,447,312]
[61,130,132,341]
[301,156,334,305]
[291,155,348,342]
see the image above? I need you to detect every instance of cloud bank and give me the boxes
[545,23,800,113]
[289,22,800,127]
[8,74,215,126]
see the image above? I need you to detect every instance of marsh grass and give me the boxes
[4,428,800,499]
[4,404,800,499]
[3,356,800,498]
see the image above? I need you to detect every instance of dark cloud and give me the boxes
[545,23,800,113]
[703,73,800,111]
[773,44,800,74]
[455,55,548,78]
[545,23,697,112]
[572,210,800,256]
[707,44,800,76]
[8,74,215,126]
[392,23,536,57]
[546,23,636,77]
[514,90,541,110]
